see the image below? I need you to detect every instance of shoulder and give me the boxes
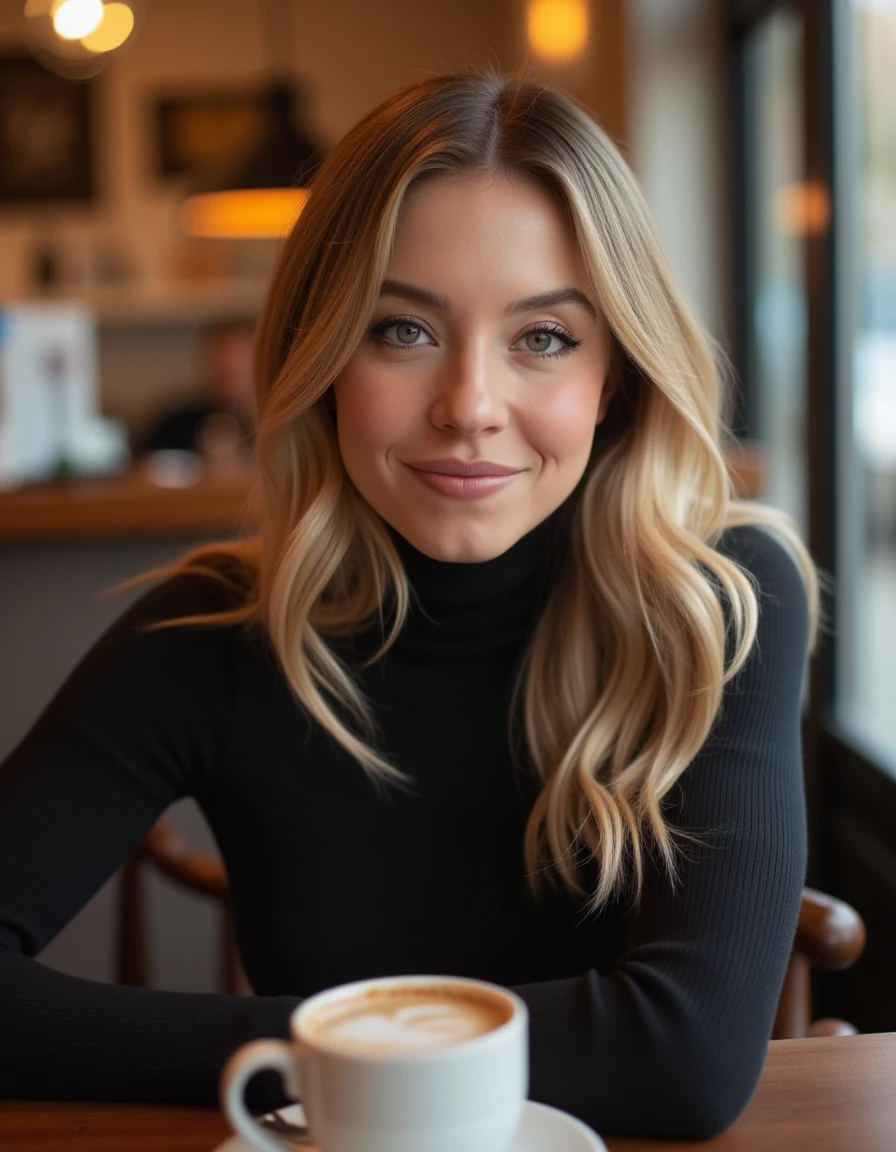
[714,524,811,689]
[717,522,803,581]
[44,563,271,753]
[117,562,252,631]
[23,567,263,798]
[716,523,808,618]
[76,561,263,696]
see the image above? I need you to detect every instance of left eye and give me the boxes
[512,327,577,356]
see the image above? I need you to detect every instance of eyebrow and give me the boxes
[379,279,597,320]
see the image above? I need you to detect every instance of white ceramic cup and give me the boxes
[220,974,529,1152]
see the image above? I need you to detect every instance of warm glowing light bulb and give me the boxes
[80,1,134,52]
[526,0,589,63]
[52,0,104,40]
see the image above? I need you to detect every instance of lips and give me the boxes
[404,459,524,501]
[406,459,522,478]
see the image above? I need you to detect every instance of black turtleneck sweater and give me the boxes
[0,518,809,1140]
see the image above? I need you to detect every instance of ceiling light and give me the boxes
[526,0,589,63]
[52,0,104,41]
[180,83,321,240]
[23,0,143,77]
[180,188,311,240]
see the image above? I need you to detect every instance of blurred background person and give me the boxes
[136,320,256,463]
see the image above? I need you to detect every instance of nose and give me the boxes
[428,343,509,436]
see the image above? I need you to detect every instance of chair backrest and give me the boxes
[119,821,867,1033]
[118,820,250,995]
[772,886,866,1039]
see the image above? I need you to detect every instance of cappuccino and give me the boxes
[303,983,513,1055]
[223,974,528,1152]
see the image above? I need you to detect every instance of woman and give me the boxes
[0,74,816,1139]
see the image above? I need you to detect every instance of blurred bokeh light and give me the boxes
[23,0,142,77]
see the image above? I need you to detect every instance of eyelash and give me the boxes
[367,317,583,359]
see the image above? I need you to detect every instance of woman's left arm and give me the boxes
[514,526,810,1139]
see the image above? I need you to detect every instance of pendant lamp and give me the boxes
[179,80,322,240]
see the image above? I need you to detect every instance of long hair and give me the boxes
[170,74,818,911]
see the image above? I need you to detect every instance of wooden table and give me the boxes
[1,1034,893,1151]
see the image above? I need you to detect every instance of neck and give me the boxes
[385,507,571,663]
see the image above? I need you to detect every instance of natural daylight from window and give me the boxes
[839,0,896,771]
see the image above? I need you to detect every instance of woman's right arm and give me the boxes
[0,577,298,1104]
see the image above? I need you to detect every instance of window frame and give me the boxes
[728,0,896,1030]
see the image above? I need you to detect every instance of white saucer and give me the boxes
[214,1100,607,1152]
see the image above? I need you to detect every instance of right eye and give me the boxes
[369,318,435,348]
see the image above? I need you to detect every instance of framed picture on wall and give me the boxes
[154,92,265,179]
[0,55,94,202]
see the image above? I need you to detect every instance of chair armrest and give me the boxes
[794,887,866,970]
[140,819,229,900]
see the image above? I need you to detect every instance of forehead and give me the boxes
[387,171,589,293]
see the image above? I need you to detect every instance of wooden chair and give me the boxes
[118,822,867,1036]
[118,820,251,996]
[771,886,866,1038]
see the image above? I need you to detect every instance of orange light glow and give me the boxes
[179,188,310,239]
[526,0,589,63]
[81,2,135,53]
[772,181,831,237]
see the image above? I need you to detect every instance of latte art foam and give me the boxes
[304,986,512,1055]
[328,1003,486,1050]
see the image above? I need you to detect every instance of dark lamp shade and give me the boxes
[179,83,321,239]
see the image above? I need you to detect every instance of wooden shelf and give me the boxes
[6,281,269,329]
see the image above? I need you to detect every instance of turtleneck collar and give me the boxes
[385,504,571,664]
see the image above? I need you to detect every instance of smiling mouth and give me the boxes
[405,463,523,501]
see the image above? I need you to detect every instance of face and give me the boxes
[332,172,615,562]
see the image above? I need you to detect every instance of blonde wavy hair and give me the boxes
[168,73,818,912]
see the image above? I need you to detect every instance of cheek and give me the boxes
[524,375,606,459]
[333,365,418,455]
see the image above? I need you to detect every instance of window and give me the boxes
[835,0,896,770]
[732,0,896,1035]
[741,9,808,534]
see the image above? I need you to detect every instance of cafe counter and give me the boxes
[0,460,256,541]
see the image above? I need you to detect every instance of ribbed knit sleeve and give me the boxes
[515,527,810,1138]
[0,576,299,1104]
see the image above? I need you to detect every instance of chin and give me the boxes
[395,519,521,564]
